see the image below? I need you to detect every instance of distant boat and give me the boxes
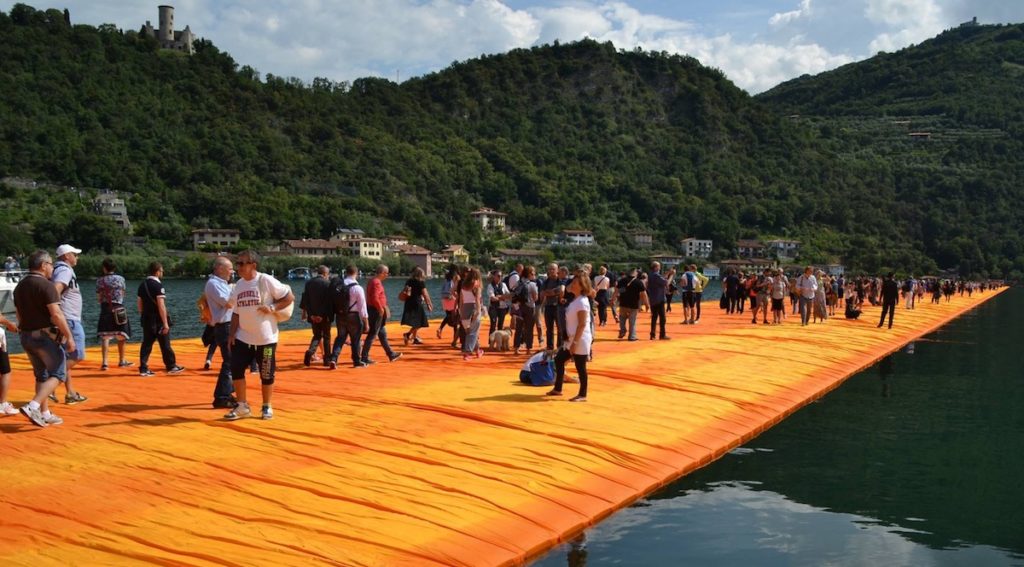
[1,269,26,315]
[287,267,312,280]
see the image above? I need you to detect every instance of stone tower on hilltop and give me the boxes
[142,5,195,55]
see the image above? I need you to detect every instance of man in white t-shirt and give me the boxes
[224,250,293,421]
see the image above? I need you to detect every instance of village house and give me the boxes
[396,244,432,277]
[680,237,713,259]
[736,239,766,258]
[192,228,240,251]
[765,239,801,260]
[470,207,507,232]
[559,229,595,247]
[93,190,132,232]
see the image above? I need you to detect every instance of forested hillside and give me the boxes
[1,4,1022,277]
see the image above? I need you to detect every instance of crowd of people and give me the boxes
[0,245,999,428]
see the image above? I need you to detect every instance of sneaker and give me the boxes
[42,412,64,425]
[168,365,186,375]
[353,361,368,368]
[204,360,212,371]
[65,392,88,405]
[100,363,109,371]
[212,398,238,409]
[388,353,403,362]
[0,401,19,415]
[329,360,337,370]
[361,359,377,366]
[139,369,156,377]
[118,360,134,368]
[48,393,59,403]
[546,389,563,396]
[303,350,312,367]
[659,336,671,340]
[224,402,251,420]
[20,404,47,427]
[261,405,273,420]
[569,395,588,403]
[412,337,424,345]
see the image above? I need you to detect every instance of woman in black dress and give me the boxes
[401,267,434,345]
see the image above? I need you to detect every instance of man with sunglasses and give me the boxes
[224,250,293,420]
[14,250,76,426]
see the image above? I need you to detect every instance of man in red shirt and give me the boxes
[360,265,402,364]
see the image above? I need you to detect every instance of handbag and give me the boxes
[398,286,411,302]
[259,274,294,323]
[112,305,129,326]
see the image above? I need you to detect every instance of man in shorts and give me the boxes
[50,244,87,405]
[225,250,293,420]
[14,250,78,426]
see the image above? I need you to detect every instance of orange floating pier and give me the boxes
[0,288,1008,565]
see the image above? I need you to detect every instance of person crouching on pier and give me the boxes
[547,269,593,402]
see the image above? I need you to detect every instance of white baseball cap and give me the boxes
[56,244,82,257]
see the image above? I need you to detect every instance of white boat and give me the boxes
[0,269,26,315]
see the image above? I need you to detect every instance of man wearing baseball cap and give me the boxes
[50,244,88,405]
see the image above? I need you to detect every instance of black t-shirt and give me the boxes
[618,277,646,309]
[137,278,166,320]
[13,273,61,332]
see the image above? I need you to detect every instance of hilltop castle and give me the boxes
[142,5,195,55]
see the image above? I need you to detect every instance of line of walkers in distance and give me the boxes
[1,245,999,427]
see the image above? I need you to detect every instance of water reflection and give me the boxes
[533,289,1024,566]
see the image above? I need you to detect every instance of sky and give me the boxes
[8,1,1024,93]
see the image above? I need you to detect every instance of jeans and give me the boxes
[487,305,508,337]
[463,316,481,354]
[514,305,535,350]
[799,296,813,325]
[694,292,703,320]
[20,332,67,383]
[213,323,234,401]
[332,313,364,365]
[650,302,666,338]
[361,309,395,361]
[618,307,638,339]
[307,316,333,360]
[140,321,177,371]
[596,290,609,324]
[544,304,559,350]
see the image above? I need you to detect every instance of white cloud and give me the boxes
[865,0,946,53]
[769,0,813,27]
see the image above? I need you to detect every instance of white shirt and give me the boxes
[796,274,818,299]
[229,273,291,346]
[343,276,368,318]
[593,274,611,292]
[507,272,521,291]
[565,296,593,355]
[486,280,509,309]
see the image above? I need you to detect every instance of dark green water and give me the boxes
[534,287,1024,566]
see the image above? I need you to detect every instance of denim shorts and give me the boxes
[20,332,68,383]
[66,319,87,361]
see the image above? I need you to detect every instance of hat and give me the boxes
[56,244,82,258]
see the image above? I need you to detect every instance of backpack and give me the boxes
[522,358,555,386]
[331,277,358,313]
[511,280,531,304]
[197,294,212,324]
[683,272,695,292]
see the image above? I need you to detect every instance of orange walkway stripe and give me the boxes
[0,288,1007,565]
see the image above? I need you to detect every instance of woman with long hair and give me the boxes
[436,265,460,346]
[547,269,593,402]
[401,267,434,345]
[95,258,132,370]
[459,268,484,360]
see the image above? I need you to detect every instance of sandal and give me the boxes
[403,332,410,346]
[546,389,562,396]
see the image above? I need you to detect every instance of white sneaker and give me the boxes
[0,401,18,416]
[224,402,251,420]
[261,405,273,420]
[42,412,64,425]
[20,405,47,427]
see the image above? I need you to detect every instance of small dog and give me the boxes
[488,329,512,351]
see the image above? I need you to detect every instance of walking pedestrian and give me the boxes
[137,262,185,376]
[300,265,334,367]
[361,264,402,364]
[401,267,433,345]
[204,256,236,408]
[330,265,369,369]
[795,266,818,326]
[95,258,132,370]
[50,244,87,404]
[647,261,675,339]
[878,272,899,329]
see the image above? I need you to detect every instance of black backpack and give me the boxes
[330,277,357,313]
[511,280,531,304]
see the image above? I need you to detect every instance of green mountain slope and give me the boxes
[758,23,1024,276]
[1,5,1022,277]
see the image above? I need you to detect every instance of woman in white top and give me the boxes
[459,268,484,360]
[593,265,612,327]
[547,269,593,402]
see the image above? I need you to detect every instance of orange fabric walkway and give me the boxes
[0,287,1007,566]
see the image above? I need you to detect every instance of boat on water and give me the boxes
[0,269,27,315]
[287,267,312,280]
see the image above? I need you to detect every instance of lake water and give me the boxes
[533,287,1023,566]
